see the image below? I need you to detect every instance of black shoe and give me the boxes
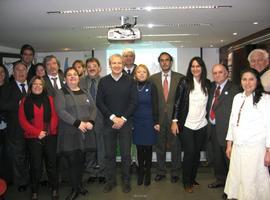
[78,185,88,196]
[154,174,166,182]
[98,177,106,184]
[144,172,151,186]
[170,176,179,183]
[65,189,79,200]
[192,180,200,187]
[18,185,28,192]
[103,183,116,193]
[122,183,131,193]
[222,193,227,200]
[208,181,225,189]
[39,180,48,186]
[87,177,96,184]
[52,190,59,200]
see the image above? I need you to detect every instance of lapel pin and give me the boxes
[225,91,228,95]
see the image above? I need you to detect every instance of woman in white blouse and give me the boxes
[225,68,270,200]
[171,57,210,193]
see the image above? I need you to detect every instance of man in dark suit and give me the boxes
[0,61,29,192]
[42,55,64,97]
[207,64,239,191]
[122,48,137,76]
[96,54,137,193]
[149,52,183,183]
[80,57,106,183]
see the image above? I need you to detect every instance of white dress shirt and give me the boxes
[184,77,208,130]
[48,74,62,89]
[16,80,28,93]
[226,92,270,148]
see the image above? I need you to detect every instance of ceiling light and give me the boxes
[233,32,238,36]
[220,39,224,42]
[210,45,214,47]
[253,22,258,25]
[143,33,199,37]
[147,24,154,28]
[47,5,232,15]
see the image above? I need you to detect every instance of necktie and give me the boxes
[51,77,58,90]
[127,69,131,75]
[163,74,169,102]
[210,85,221,121]
[90,79,96,100]
[20,83,27,96]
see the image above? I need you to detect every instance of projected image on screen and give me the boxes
[106,43,177,75]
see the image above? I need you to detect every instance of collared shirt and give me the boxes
[162,70,172,90]
[48,74,62,89]
[209,79,228,124]
[226,92,270,148]
[184,77,208,130]
[110,73,123,81]
[124,65,135,74]
[16,80,28,93]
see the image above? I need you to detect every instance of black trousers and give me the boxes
[62,150,85,190]
[26,135,58,193]
[181,126,207,186]
[210,125,229,184]
[103,123,132,184]
[136,145,152,173]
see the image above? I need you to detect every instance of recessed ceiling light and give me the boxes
[233,32,238,36]
[220,39,224,42]
[63,48,71,51]
[253,22,258,25]
[210,45,214,47]
[148,24,154,28]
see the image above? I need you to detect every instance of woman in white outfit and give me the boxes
[225,68,270,200]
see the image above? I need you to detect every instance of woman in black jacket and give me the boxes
[171,57,210,193]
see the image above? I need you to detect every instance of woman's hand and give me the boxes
[78,122,87,133]
[226,141,233,159]
[38,131,47,139]
[264,150,270,166]
[171,121,179,136]
[154,124,160,132]
[85,122,93,130]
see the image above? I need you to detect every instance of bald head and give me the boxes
[212,64,228,85]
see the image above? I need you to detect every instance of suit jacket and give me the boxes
[43,74,65,97]
[0,80,27,139]
[206,80,239,146]
[149,71,183,123]
[122,64,137,77]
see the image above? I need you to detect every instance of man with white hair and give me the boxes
[122,48,137,76]
[248,49,270,92]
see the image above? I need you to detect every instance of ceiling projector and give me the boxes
[108,16,141,41]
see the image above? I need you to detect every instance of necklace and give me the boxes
[137,83,147,92]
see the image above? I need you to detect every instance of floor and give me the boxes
[5,166,225,200]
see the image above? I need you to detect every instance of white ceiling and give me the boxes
[0,0,269,52]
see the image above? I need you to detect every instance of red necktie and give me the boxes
[163,74,169,102]
[210,85,221,121]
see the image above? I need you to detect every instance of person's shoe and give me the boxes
[51,190,59,200]
[103,183,116,193]
[122,183,131,193]
[78,185,88,195]
[222,193,228,200]
[170,176,179,183]
[87,177,96,184]
[154,174,166,182]
[208,181,225,189]
[31,193,38,200]
[192,181,200,187]
[18,185,28,192]
[98,177,106,184]
[144,171,151,186]
[65,188,79,200]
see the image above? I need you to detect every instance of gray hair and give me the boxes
[248,49,269,63]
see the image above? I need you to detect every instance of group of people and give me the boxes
[0,44,269,200]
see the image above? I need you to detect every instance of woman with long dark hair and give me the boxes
[171,57,210,193]
[18,76,59,200]
[224,68,270,199]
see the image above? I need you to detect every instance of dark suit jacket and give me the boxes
[206,80,239,146]
[0,80,26,139]
[149,71,183,123]
[43,74,65,97]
